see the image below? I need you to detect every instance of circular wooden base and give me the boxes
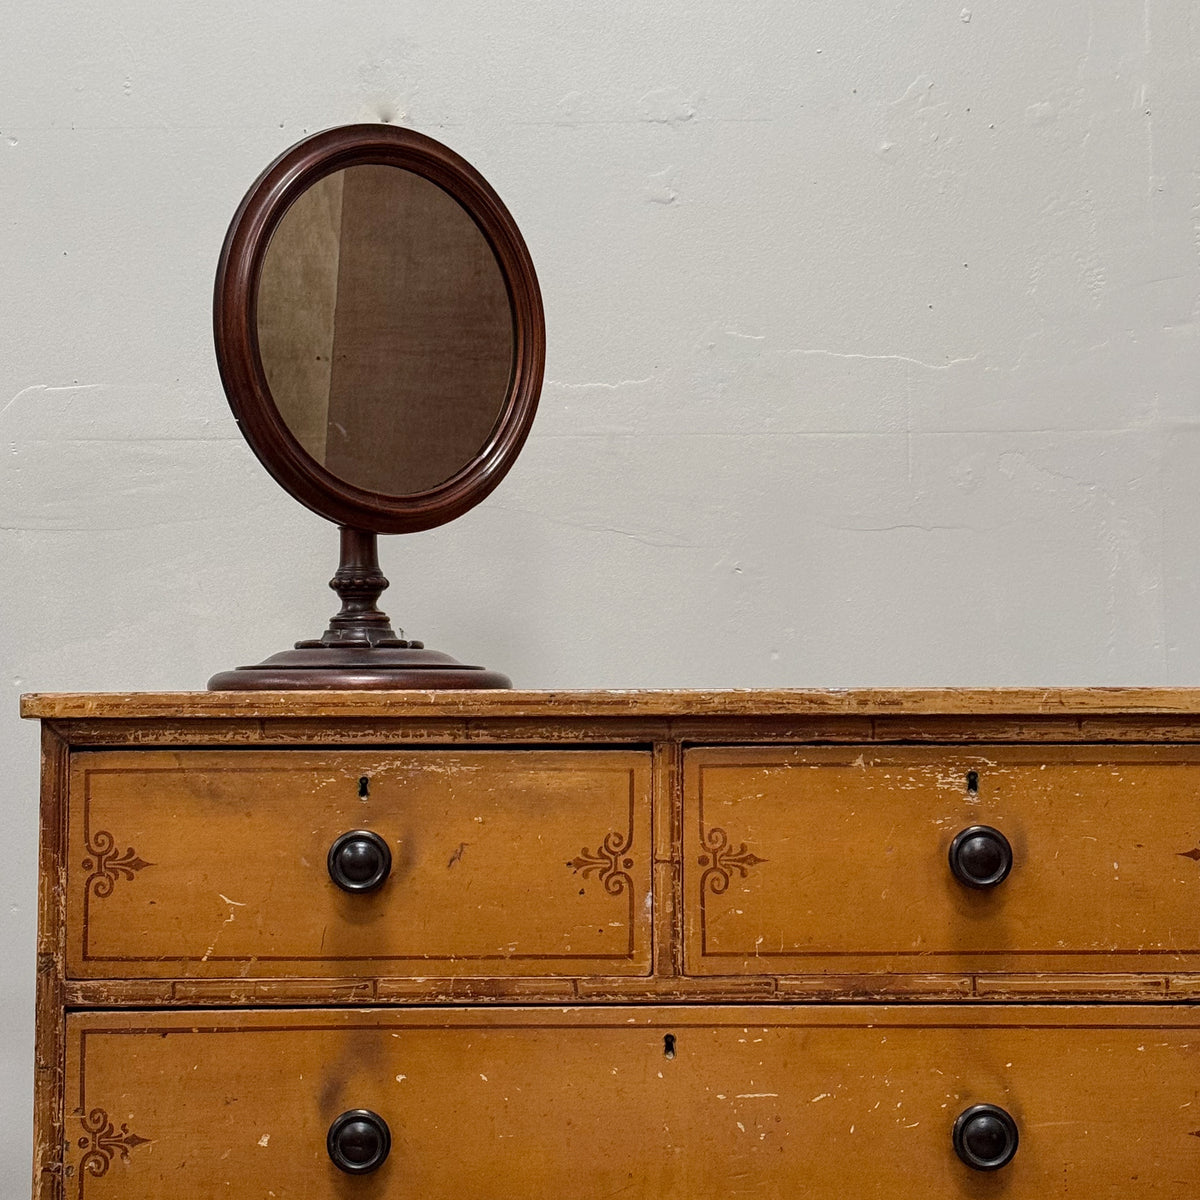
[207,645,511,691]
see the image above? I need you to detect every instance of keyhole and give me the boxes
[966,770,979,795]
[663,1034,676,1060]
[358,776,370,798]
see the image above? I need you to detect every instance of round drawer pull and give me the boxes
[952,1103,1019,1171]
[327,1109,391,1174]
[327,830,392,893]
[948,825,1012,889]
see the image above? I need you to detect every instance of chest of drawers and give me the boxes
[24,688,1200,1197]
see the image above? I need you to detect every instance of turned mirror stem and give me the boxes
[207,520,510,688]
[297,528,420,650]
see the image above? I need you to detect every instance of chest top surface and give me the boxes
[22,685,1200,719]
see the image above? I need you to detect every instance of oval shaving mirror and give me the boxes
[207,125,544,690]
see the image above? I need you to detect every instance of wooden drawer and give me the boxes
[685,746,1200,976]
[66,748,652,979]
[65,1005,1199,1197]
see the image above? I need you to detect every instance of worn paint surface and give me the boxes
[686,745,1200,973]
[63,1006,1200,1198]
[66,748,653,978]
[7,1,1200,1191]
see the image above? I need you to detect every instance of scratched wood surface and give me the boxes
[63,1005,1200,1199]
[685,746,1200,977]
[23,686,1200,721]
[33,727,68,1200]
[66,749,653,979]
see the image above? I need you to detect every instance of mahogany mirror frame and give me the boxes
[213,122,546,534]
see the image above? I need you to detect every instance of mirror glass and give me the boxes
[255,163,515,496]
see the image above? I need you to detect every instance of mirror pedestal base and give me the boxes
[207,528,512,690]
[207,645,511,691]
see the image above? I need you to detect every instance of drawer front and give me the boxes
[65,1005,1199,1197]
[685,746,1200,975]
[67,749,652,978]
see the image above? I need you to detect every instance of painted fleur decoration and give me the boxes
[699,826,766,895]
[569,830,634,896]
[82,830,153,898]
[77,1107,151,1177]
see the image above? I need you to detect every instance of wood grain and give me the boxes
[33,726,67,1200]
[24,686,1200,721]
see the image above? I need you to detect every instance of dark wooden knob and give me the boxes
[327,1109,391,1174]
[327,830,391,893]
[953,1103,1018,1171]
[948,825,1012,889]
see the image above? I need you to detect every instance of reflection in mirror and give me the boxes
[256,164,515,497]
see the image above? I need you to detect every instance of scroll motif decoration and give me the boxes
[569,830,634,896]
[77,1107,151,1177]
[82,830,153,899]
[699,826,766,895]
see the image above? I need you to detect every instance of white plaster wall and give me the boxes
[3,1,1199,1189]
